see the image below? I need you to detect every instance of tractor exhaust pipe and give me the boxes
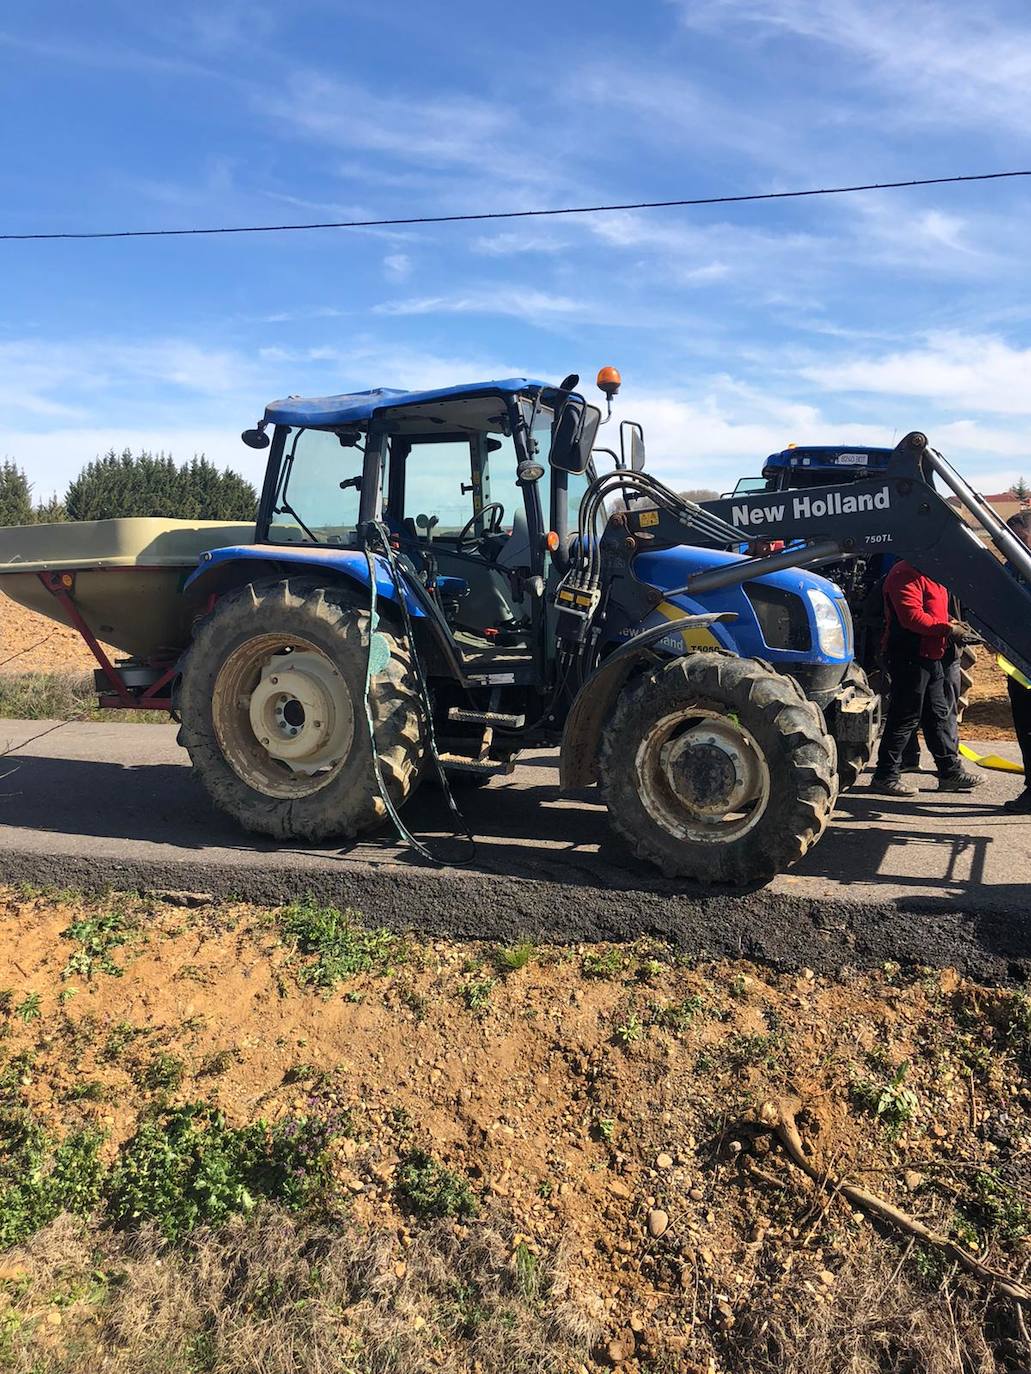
[670,539,843,596]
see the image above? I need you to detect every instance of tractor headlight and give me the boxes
[806,588,847,658]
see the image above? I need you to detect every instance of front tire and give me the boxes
[599,653,837,885]
[177,579,424,841]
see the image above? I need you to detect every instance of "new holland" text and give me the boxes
[730,485,891,528]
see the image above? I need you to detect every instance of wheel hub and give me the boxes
[658,720,764,819]
[248,652,354,775]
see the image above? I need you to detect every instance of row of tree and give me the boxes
[0,451,257,526]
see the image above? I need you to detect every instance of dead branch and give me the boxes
[745,1100,1031,1308]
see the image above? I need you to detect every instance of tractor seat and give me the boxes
[495,504,532,571]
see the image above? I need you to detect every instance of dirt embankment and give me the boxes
[0,591,117,676]
[1,888,1029,1373]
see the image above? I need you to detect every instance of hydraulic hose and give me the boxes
[361,521,475,866]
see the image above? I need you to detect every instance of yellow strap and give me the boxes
[959,742,1025,774]
[997,654,1031,690]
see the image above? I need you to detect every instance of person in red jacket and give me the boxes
[870,561,983,796]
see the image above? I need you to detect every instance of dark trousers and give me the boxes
[876,655,959,780]
[1008,676,1031,782]
[904,655,960,766]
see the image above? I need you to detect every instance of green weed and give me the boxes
[0,1108,105,1248]
[395,1149,478,1220]
[582,948,625,979]
[107,1102,350,1242]
[198,1049,239,1077]
[851,1058,919,1133]
[142,1052,185,1094]
[651,994,706,1033]
[61,911,130,980]
[513,1241,541,1300]
[278,899,406,990]
[494,942,536,974]
[1005,992,1031,1072]
[722,1029,789,1072]
[960,1169,1030,1245]
[595,1117,615,1143]
[14,993,40,1023]
[102,1021,148,1063]
[614,1013,644,1046]
[461,976,496,1014]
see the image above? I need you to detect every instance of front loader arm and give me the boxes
[686,432,1031,683]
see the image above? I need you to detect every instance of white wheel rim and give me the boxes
[248,652,354,775]
[212,634,356,799]
[634,707,771,844]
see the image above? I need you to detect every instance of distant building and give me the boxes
[948,490,1030,534]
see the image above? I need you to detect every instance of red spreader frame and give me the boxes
[38,570,177,712]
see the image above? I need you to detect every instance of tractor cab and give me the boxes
[245,378,604,692]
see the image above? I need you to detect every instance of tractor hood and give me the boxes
[633,543,844,601]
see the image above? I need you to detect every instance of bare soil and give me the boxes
[1,887,1029,1372]
[0,592,119,677]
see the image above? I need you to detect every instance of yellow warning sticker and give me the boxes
[638,510,659,528]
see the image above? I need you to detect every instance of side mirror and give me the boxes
[550,398,602,474]
[241,427,270,450]
[620,420,645,471]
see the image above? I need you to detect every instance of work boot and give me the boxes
[1001,789,1031,814]
[869,775,917,797]
[937,769,985,792]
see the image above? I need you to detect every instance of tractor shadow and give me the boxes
[0,750,1028,978]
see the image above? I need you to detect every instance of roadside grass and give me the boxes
[0,671,167,723]
[0,1210,593,1374]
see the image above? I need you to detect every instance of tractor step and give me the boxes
[447,707,525,728]
[436,752,514,774]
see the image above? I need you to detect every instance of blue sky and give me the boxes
[2,0,1031,501]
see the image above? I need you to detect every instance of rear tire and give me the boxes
[599,652,837,885]
[177,579,424,841]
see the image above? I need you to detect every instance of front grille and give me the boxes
[744,582,812,651]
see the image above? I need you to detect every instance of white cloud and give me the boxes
[801,332,1031,415]
[372,290,588,323]
[268,74,517,173]
[671,0,1031,132]
[383,253,412,282]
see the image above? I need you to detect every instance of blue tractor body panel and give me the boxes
[185,544,428,617]
[601,545,852,670]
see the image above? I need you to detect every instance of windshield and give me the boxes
[268,428,367,544]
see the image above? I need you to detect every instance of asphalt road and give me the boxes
[0,719,1028,981]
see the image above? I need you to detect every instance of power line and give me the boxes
[2,169,1029,243]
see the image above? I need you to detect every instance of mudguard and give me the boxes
[183,543,427,617]
[560,613,737,790]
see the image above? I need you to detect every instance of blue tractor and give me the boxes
[173,374,879,884]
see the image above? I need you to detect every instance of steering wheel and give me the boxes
[457,502,505,552]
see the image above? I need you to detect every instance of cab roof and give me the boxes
[763,444,894,473]
[263,378,551,430]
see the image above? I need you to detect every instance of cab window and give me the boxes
[395,439,477,536]
[268,428,365,544]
